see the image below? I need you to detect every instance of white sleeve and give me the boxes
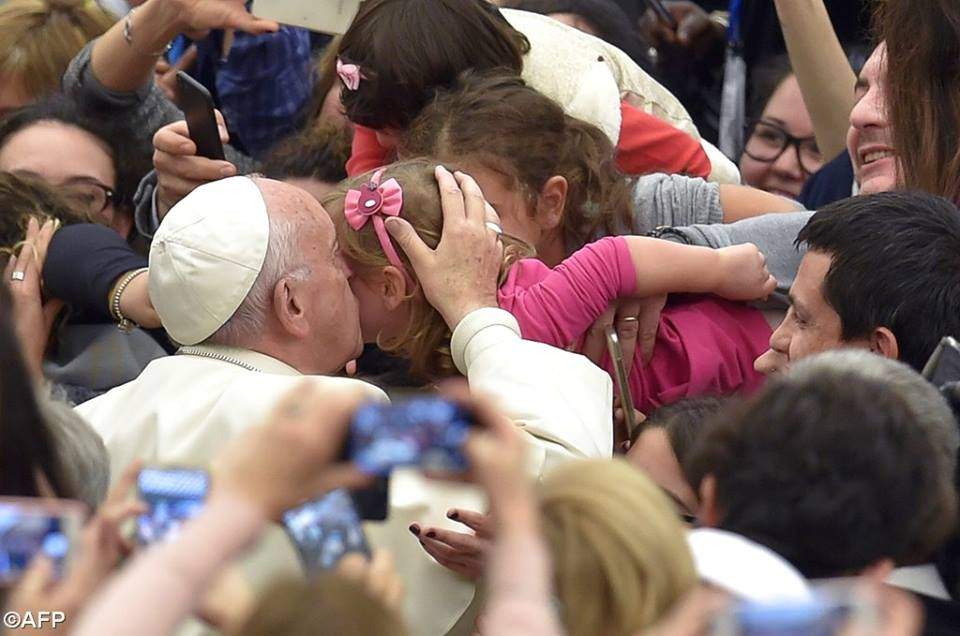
[451,308,613,477]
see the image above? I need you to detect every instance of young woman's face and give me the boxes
[739,75,822,200]
[0,121,127,234]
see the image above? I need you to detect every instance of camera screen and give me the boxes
[349,397,475,476]
[283,489,370,571]
[734,599,852,636]
[137,468,209,545]
[0,505,70,582]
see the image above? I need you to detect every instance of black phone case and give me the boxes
[175,71,226,161]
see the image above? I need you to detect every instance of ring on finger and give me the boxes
[10,271,25,282]
[618,316,639,323]
[484,221,503,235]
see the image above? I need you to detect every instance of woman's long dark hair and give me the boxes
[0,284,73,498]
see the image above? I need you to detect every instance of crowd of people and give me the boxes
[1,0,960,634]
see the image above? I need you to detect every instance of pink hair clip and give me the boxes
[336,58,364,91]
[344,169,411,282]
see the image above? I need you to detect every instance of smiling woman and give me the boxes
[0,97,149,241]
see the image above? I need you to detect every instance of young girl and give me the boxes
[326,159,776,414]
[334,0,737,182]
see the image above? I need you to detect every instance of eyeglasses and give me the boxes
[59,181,115,218]
[743,120,823,175]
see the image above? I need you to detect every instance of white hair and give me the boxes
[788,350,960,482]
[204,210,310,347]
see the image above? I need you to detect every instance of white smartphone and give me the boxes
[252,0,362,35]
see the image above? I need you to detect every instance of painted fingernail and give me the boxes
[408,524,420,536]
[447,510,459,520]
[425,531,436,539]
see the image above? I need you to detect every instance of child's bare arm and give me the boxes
[623,237,777,301]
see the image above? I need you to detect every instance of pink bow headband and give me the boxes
[344,169,411,283]
[336,58,364,91]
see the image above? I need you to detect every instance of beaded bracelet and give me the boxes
[110,268,149,334]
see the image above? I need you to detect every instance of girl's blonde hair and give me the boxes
[324,159,532,381]
[0,0,115,101]
[539,459,697,636]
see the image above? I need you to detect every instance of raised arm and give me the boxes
[89,0,278,94]
[773,0,858,159]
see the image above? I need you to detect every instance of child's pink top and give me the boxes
[497,236,771,413]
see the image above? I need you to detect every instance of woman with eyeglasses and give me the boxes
[0,96,150,249]
[739,55,824,201]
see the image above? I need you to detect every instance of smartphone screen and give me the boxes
[137,467,209,545]
[347,397,476,476]
[711,584,873,636]
[0,499,84,584]
[283,489,370,571]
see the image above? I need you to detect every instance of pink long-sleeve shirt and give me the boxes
[497,236,771,414]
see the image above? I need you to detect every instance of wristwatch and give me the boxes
[647,226,692,245]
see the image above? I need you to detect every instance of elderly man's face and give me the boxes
[755,250,869,375]
[296,196,364,370]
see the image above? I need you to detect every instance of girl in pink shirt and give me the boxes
[327,160,775,414]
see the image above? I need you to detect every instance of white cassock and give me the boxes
[77,308,613,635]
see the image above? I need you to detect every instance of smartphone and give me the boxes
[136,467,209,545]
[283,489,370,572]
[346,397,477,477]
[711,583,875,636]
[606,326,639,441]
[922,336,960,387]
[252,0,362,35]
[0,498,85,584]
[175,71,226,161]
[645,0,679,29]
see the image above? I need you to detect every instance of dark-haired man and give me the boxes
[754,191,960,374]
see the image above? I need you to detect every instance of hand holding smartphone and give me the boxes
[283,489,370,572]
[136,467,209,545]
[0,498,85,585]
[606,326,640,442]
[175,72,226,161]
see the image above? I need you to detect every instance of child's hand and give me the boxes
[714,243,777,301]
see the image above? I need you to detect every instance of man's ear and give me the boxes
[535,175,568,231]
[381,265,410,310]
[870,326,899,361]
[698,474,722,528]
[273,277,309,338]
